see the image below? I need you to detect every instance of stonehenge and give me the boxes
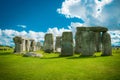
[61,32,74,56]
[13,36,41,53]
[43,33,54,53]
[13,26,112,56]
[75,26,112,56]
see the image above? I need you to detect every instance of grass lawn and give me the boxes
[0,49,120,80]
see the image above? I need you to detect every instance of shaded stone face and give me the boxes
[43,33,54,53]
[13,36,23,53]
[30,40,36,51]
[36,42,41,51]
[81,31,95,56]
[61,32,73,56]
[95,32,101,52]
[25,40,30,52]
[55,36,61,52]
[75,30,82,53]
[101,32,112,56]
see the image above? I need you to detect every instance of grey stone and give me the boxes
[101,32,112,56]
[23,52,43,57]
[43,33,54,53]
[75,29,82,53]
[81,31,95,56]
[95,32,101,52]
[55,36,61,53]
[36,42,41,51]
[25,39,30,52]
[13,36,23,53]
[30,39,36,51]
[61,32,73,56]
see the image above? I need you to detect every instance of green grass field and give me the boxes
[0,49,120,80]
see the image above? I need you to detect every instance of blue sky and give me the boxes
[0,0,120,46]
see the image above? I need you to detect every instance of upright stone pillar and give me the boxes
[95,32,101,52]
[36,42,41,51]
[61,32,73,56]
[13,36,23,53]
[81,31,95,56]
[25,39,30,52]
[22,39,26,51]
[30,39,36,52]
[75,28,82,53]
[55,36,61,53]
[43,33,54,53]
[101,32,112,56]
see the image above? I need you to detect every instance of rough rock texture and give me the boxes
[95,32,101,52]
[75,29,82,53]
[25,39,30,52]
[101,32,112,56]
[55,36,61,52]
[30,40,36,51]
[13,36,23,53]
[81,31,95,56]
[61,32,73,56]
[76,26,108,32]
[43,33,54,53]
[23,52,43,57]
[36,42,41,51]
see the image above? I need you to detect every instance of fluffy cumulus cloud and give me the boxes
[57,0,120,29]
[0,29,45,46]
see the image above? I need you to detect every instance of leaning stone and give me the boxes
[43,33,54,53]
[81,31,95,56]
[101,32,112,56]
[61,32,73,56]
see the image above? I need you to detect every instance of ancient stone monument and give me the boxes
[101,32,112,56]
[25,39,30,52]
[55,36,61,53]
[30,39,36,51]
[75,26,112,56]
[36,42,41,51]
[43,33,54,53]
[61,32,73,56]
[13,36,23,53]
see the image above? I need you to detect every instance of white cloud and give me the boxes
[0,29,45,46]
[57,0,120,29]
[17,25,27,28]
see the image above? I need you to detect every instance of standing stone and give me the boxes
[75,29,82,53]
[36,42,41,51]
[30,39,36,51]
[43,33,54,53]
[25,39,30,52]
[22,39,26,51]
[13,36,23,53]
[61,32,73,56]
[95,32,101,52]
[101,32,112,56]
[81,31,95,56]
[55,36,61,53]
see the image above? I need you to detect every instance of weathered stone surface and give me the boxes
[75,29,82,53]
[13,36,23,53]
[61,32,73,56]
[23,52,43,57]
[25,39,30,52]
[95,32,101,52]
[101,32,112,56]
[55,36,61,52]
[43,33,54,53]
[36,42,41,51]
[77,26,108,32]
[30,40,36,51]
[81,31,95,56]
